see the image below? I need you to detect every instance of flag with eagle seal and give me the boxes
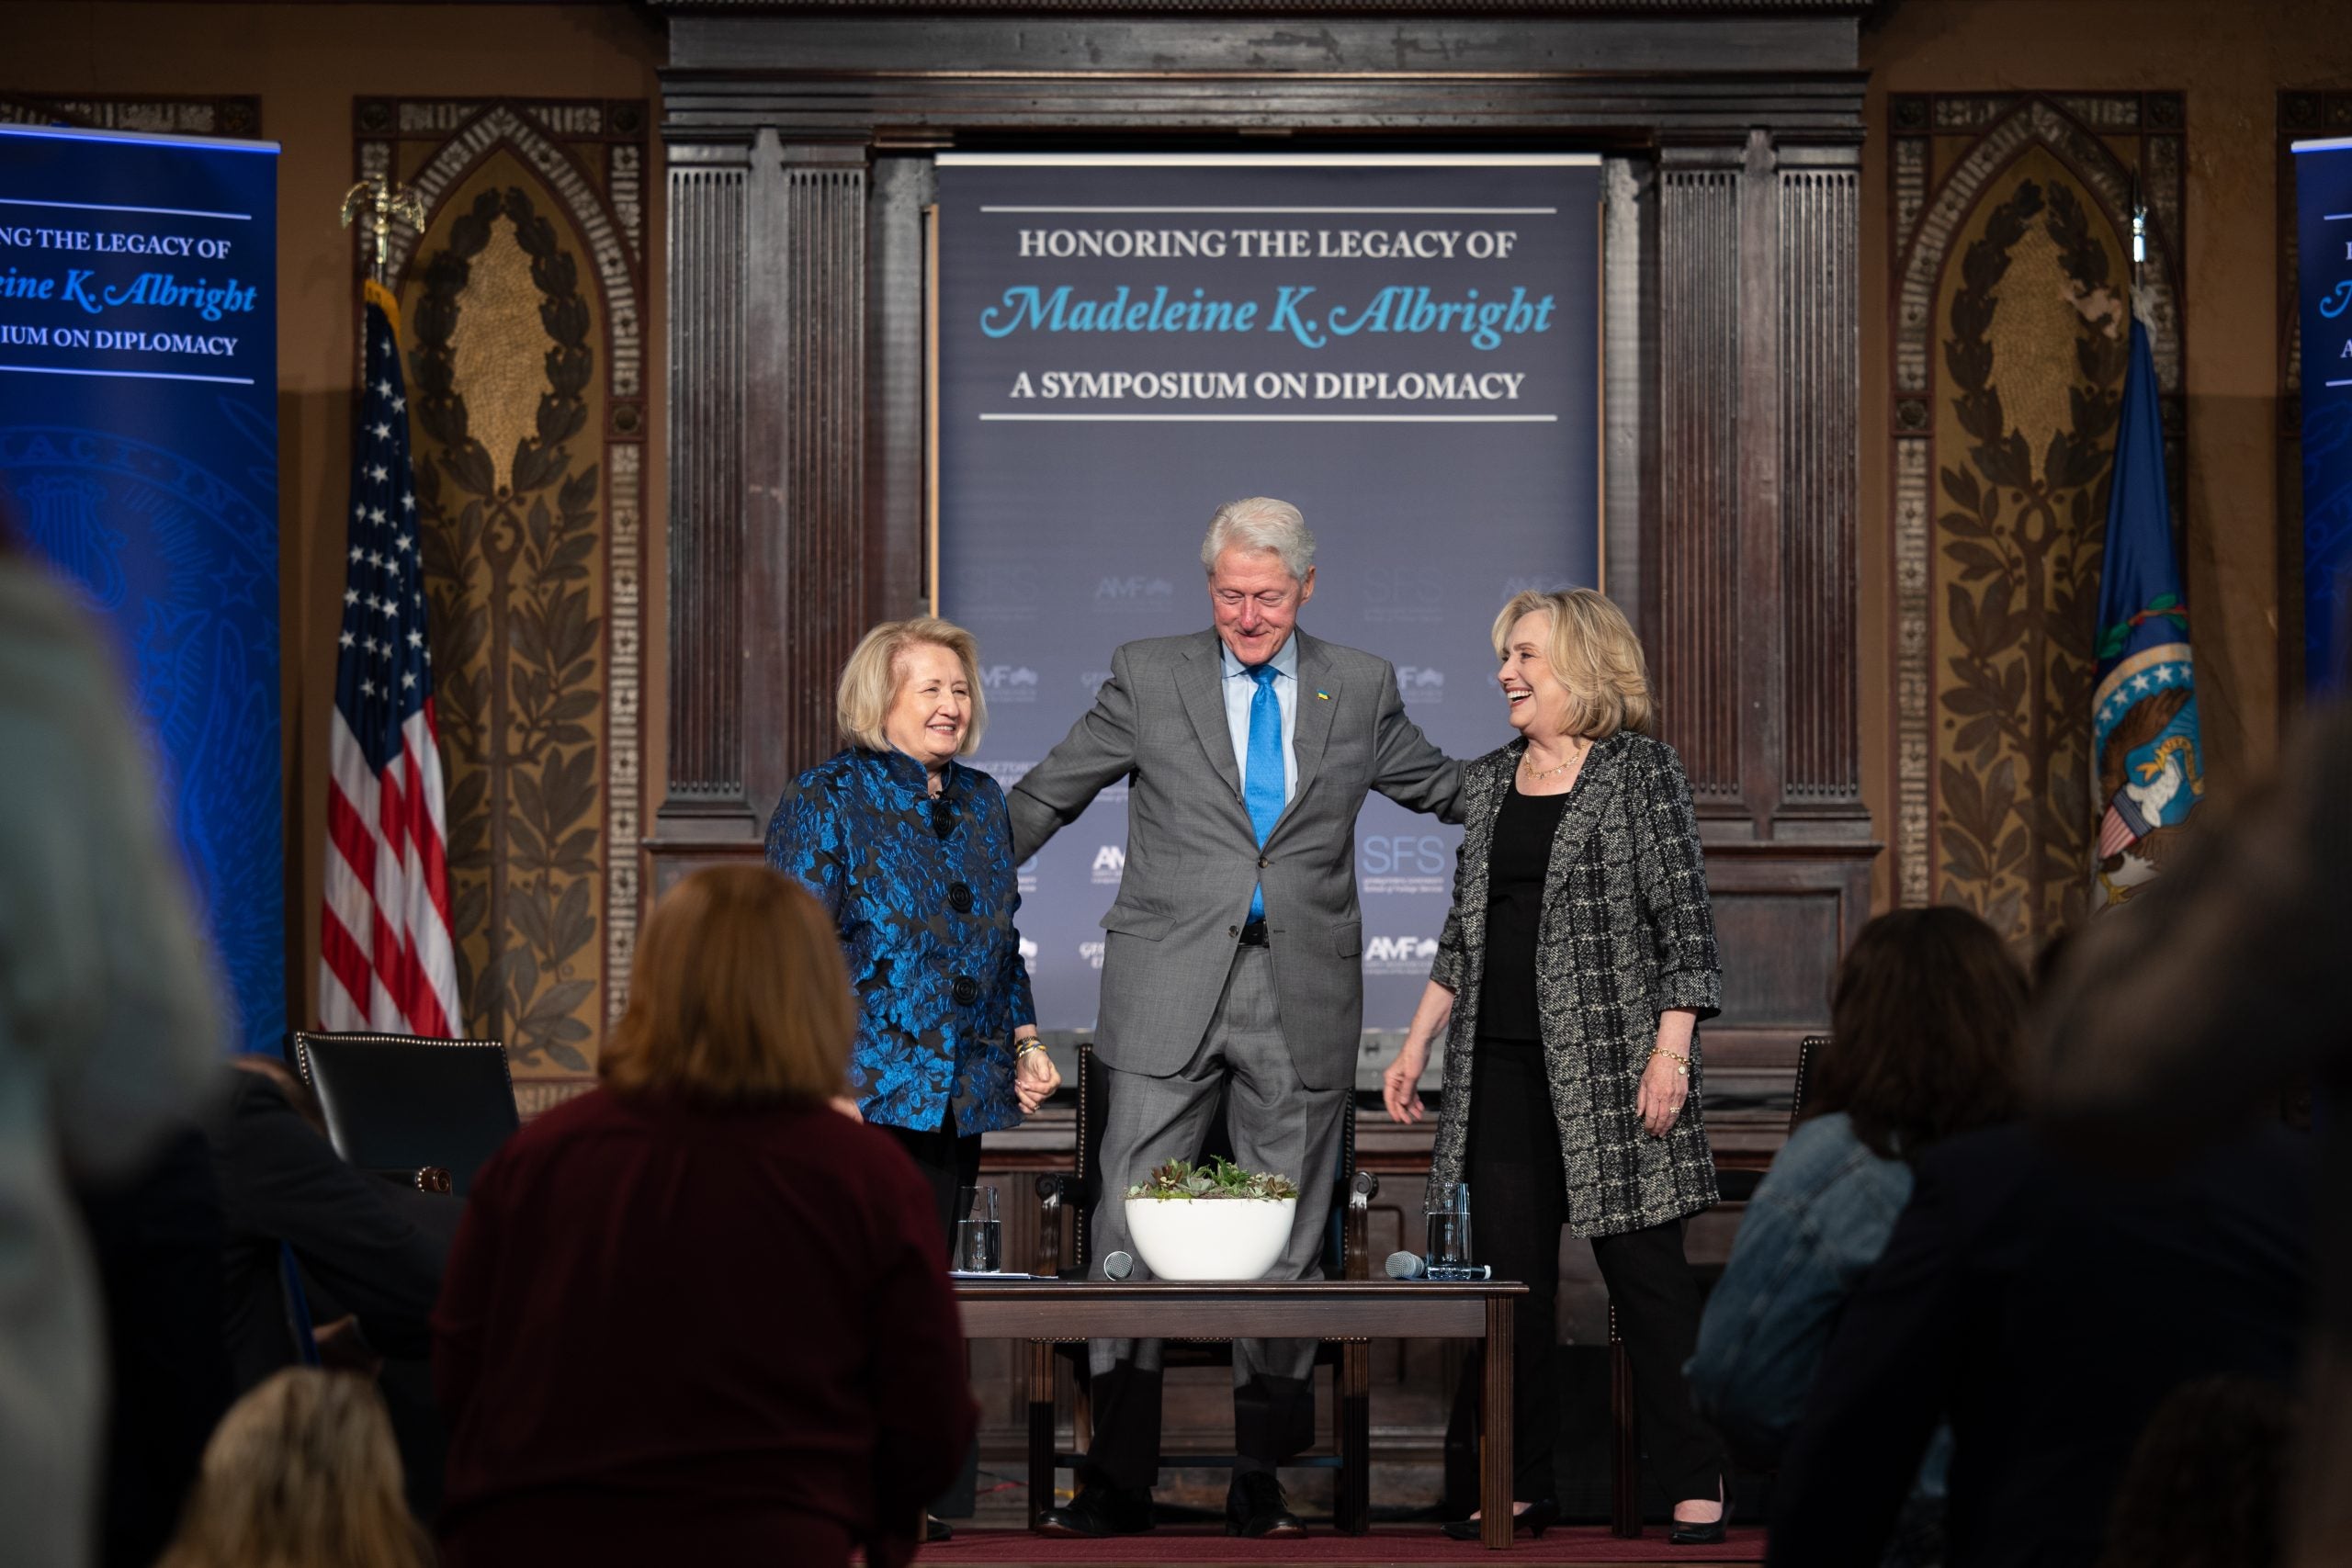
[2091,313,2202,908]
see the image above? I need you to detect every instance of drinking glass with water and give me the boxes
[954,1184,1002,1273]
[1424,1181,1473,1270]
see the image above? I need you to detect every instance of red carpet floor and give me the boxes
[917,1525,1767,1565]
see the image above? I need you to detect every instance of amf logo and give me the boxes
[980,663,1039,703]
[1091,845,1126,886]
[1363,934,1440,975]
[1396,665,1446,705]
[1080,669,1114,698]
[1095,575,1176,612]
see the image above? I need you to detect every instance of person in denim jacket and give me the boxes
[1687,908,2027,1518]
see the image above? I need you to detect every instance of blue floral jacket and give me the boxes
[765,748,1037,1137]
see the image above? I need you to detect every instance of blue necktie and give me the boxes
[1244,663,1284,922]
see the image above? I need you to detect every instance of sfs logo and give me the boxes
[1091,845,1125,885]
[1079,941,1107,970]
[1363,834,1447,876]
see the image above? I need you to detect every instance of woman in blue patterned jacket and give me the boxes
[767,617,1062,1236]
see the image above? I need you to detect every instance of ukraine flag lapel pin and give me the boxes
[1316,690,1331,701]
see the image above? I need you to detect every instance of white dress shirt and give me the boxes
[1219,633,1299,806]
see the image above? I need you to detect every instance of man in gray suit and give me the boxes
[1011,497,1462,1538]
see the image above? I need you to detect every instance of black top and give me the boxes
[1477,784,1569,1043]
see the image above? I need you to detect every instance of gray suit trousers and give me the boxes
[1084,944,1348,1483]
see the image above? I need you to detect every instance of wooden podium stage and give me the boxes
[918,1524,1766,1564]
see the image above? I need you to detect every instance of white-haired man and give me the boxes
[1010,497,1464,1537]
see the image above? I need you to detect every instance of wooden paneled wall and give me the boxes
[646,0,1878,1086]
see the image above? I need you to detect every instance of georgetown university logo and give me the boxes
[1362,564,1443,625]
[1079,941,1106,970]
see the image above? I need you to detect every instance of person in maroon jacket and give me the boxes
[432,866,978,1568]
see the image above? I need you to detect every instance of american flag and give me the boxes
[319,280,460,1035]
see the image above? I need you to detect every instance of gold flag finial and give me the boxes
[340,173,426,286]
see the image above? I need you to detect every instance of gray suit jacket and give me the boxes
[1008,628,1463,1090]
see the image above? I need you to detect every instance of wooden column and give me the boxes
[661,139,751,851]
[657,133,870,886]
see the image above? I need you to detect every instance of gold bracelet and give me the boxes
[1649,1046,1690,1077]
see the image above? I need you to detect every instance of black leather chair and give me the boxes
[1606,1032,1821,1536]
[1029,1042,1382,1532]
[288,1031,519,1198]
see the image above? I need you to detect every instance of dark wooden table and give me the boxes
[955,1278,1529,1550]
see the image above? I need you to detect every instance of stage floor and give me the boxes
[919,1524,1767,1564]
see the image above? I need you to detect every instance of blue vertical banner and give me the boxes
[0,124,283,1054]
[2296,137,2352,694]
[936,154,1599,1035]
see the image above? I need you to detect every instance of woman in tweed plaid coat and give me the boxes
[1382,588,1728,1542]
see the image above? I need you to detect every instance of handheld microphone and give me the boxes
[1102,1249,1136,1281]
[1385,1251,1427,1280]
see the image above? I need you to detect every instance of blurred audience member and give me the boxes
[157,1367,431,1568]
[1768,1119,2312,1568]
[0,542,220,1568]
[2094,1376,2294,1568]
[76,1125,232,1568]
[209,1055,458,1520]
[2033,703,2351,1568]
[433,867,977,1568]
[1689,906,2026,1471]
[210,1056,454,1392]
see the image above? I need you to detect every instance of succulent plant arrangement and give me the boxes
[1126,1156,1300,1202]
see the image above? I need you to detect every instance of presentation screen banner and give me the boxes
[2300,138,2352,694]
[0,124,283,1054]
[937,153,1600,1036]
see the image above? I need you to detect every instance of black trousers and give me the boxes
[879,1106,985,1517]
[1464,1038,1724,1504]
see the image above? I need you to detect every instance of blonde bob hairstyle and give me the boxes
[835,616,989,756]
[159,1369,431,1568]
[1490,587,1654,740]
[600,866,854,1105]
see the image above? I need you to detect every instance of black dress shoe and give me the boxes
[925,1515,953,1543]
[1442,1498,1559,1540]
[1226,1472,1305,1538]
[1668,1486,1733,1545]
[1035,1483,1154,1538]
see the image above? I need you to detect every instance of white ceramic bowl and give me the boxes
[1124,1195,1297,1281]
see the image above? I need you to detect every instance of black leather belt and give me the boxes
[1237,919,1270,947]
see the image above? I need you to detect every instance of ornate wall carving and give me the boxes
[1886,93,2185,947]
[357,99,648,1114]
[0,93,259,136]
